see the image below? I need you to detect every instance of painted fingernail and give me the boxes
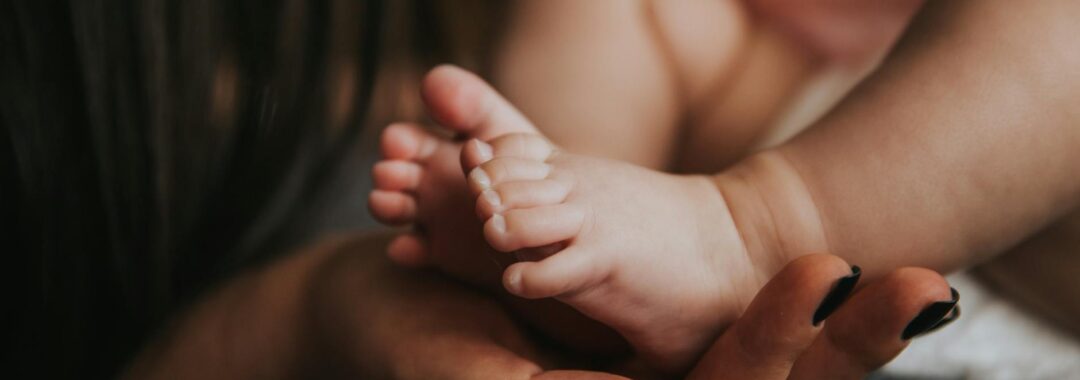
[902,287,960,340]
[481,189,502,208]
[813,265,862,326]
[473,139,494,162]
[922,302,961,336]
[489,213,506,234]
[469,167,491,190]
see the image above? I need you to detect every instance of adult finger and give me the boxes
[788,267,958,380]
[687,254,860,380]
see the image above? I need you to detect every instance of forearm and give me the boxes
[123,237,339,379]
[125,232,552,379]
[720,0,1080,276]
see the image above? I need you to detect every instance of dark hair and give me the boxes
[3,0,508,375]
[1,0,389,377]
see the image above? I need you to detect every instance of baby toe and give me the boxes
[461,139,495,173]
[387,232,431,267]
[462,133,553,171]
[379,122,439,161]
[421,65,540,140]
[490,133,554,161]
[467,157,551,194]
[368,190,418,225]
[503,246,604,299]
[484,204,584,252]
[476,179,572,219]
[372,160,423,191]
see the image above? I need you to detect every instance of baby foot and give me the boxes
[382,65,639,356]
[368,66,542,287]
[427,67,766,372]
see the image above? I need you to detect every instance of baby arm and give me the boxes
[721,0,1080,277]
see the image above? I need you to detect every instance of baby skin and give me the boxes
[372,65,778,372]
[372,0,1080,373]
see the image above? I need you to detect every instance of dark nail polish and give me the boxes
[813,266,862,326]
[923,303,961,336]
[902,287,960,340]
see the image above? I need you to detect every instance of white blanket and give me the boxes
[882,272,1080,379]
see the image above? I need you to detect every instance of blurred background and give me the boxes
[2,1,503,376]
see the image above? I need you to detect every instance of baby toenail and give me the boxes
[473,139,493,162]
[506,269,523,294]
[470,167,492,189]
[482,189,502,207]
[490,214,507,234]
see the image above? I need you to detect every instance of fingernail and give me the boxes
[813,265,862,326]
[481,189,502,208]
[489,213,506,234]
[469,167,491,190]
[921,302,961,336]
[902,287,960,340]
[473,139,494,162]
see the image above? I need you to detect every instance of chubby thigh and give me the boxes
[491,0,751,170]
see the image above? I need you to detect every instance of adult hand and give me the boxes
[126,232,565,380]
[687,254,958,379]
[127,233,956,379]
[311,234,957,379]
[308,234,959,377]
